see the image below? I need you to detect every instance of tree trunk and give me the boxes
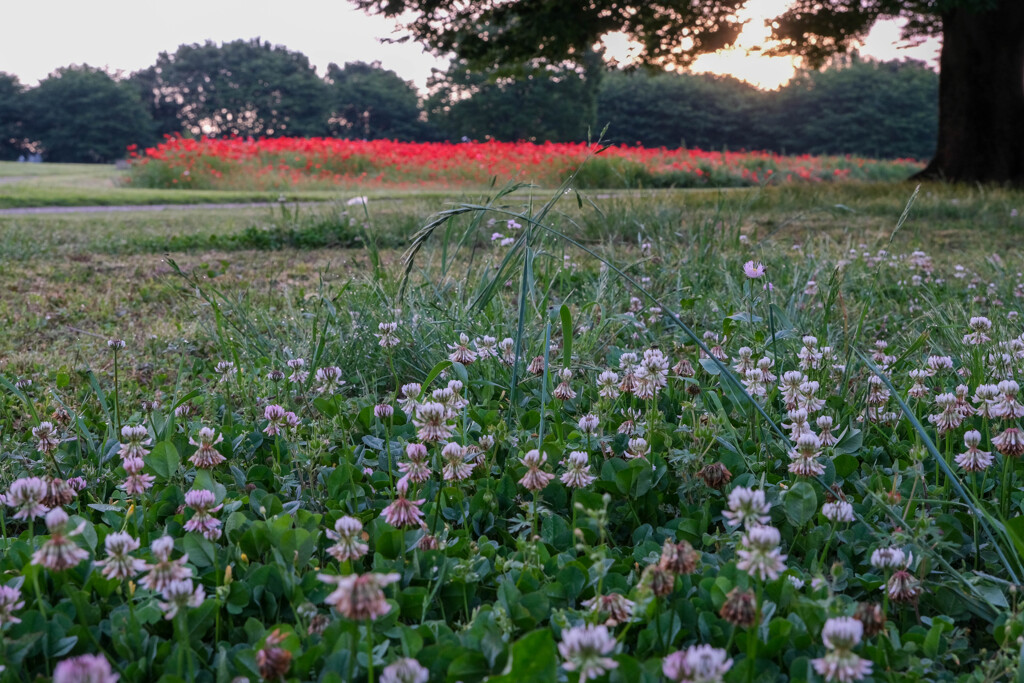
[913,0,1024,184]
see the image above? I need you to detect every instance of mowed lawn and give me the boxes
[1,163,1022,375]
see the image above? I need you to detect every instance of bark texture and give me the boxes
[914,1,1024,183]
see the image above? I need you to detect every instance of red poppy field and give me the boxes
[126,137,924,191]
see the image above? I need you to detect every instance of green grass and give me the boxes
[0,178,1021,374]
[3,174,1024,681]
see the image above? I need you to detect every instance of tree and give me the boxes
[132,39,330,137]
[325,61,432,140]
[0,73,27,160]
[352,0,1024,184]
[769,57,938,160]
[426,55,600,142]
[23,65,154,163]
[596,70,765,149]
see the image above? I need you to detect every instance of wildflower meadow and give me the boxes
[125,137,923,192]
[2,157,1024,683]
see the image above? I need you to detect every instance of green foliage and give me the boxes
[325,61,432,141]
[132,39,330,137]
[22,65,154,163]
[769,57,938,159]
[0,72,27,160]
[597,69,765,150]
[425,53,602,142]
[596,57,937,159]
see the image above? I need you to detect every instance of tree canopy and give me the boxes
[133,39,330,137]
[352,0,1024,183]
[0,73,27,160]
[23,65,154,163]
[325,61,432,141]
[426,53,601,143]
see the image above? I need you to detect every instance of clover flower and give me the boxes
[0,585,25,628]
[577,413,600,435]
[928,393,963,434]
[315,366,345,395]
[518,449,555,492]
[736,525,787,581]
[41,477,76,508]
[992,380,1024,419]
[32,508,89,571]
[812,617,872,682]
[719,587,757,628]
[816,415,839,447]
[926,355,954,374]
[398,383,422,414]
[734,346,754,374]
[697,462,732,490]
[380,658,429,683]
[869,547,906,570]
[376,321,400,348]
[625,436,651,460]
[319,571,399,621]
[483,336,510,365]
[798,335,824,371]
[286,358,308,384]
[475,335,498,359]
[723,486,771,528]
[553,368,577,400]
[560,451,596,488]
[993,427,1024,457]
[257,629,293,680]
[596,369,620,400]
[158,578,205,619]
[140,536,192,592]
[642,348,670,389]
[326,516,369,561]
[822,500,855,523]
[97,531,146,581]
[183,489,223,541]
[188,426,226,469]
[414,402,454,443]
[381,478,426,528]
[788,433,825,477]
[907,369,929,399]
[956,430,994,472]
[973,383,1000,418]
[121,456,155,495]
[780,371,807,409]
[441,441,475,481]
[660,539,700,575]
[663,644,733,683]
[558,624,618,681]
[398,443,432,484]
[783,407,813,438]
[865,375,890,407]
[263,405,288,436]
[963,316,993,345]
[53,654,119,683]
[5,477,50,520]
[118,424,151,460]
[582,593,634,626]
[32,421,60,454]
[887,569,923,603]
[448,332,477,365]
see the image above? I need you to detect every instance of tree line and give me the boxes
[0,38,937,164]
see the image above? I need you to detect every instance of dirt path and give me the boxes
[0,202,311,215]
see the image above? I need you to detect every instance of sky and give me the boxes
[0,0,941,92]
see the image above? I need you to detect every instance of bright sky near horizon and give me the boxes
[0,0,941,91]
